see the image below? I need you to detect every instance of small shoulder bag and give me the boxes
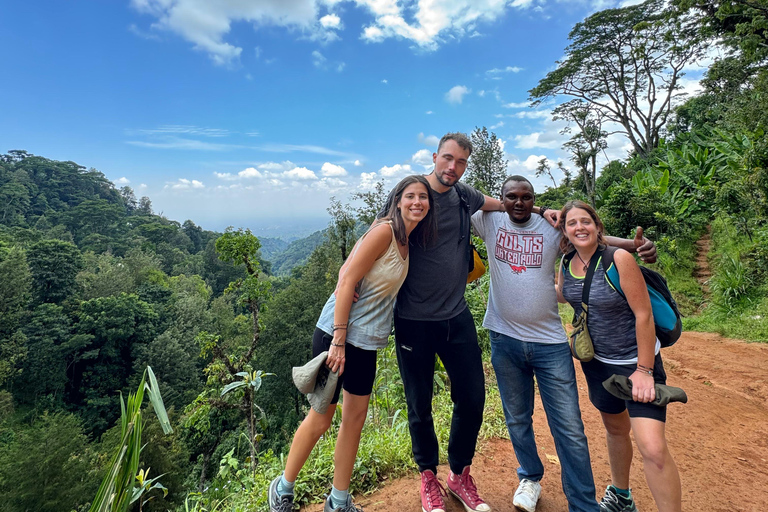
[566,247,604,362]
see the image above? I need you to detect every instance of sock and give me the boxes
[330,486,349,509]
[613,486,631,498]
[277,474,294,496]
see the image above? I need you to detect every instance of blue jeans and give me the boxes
[490,331,598,512]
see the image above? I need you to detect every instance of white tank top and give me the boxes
[316,221,409,350]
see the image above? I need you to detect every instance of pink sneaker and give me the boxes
[420,470,447,512]
[446,466,491,512]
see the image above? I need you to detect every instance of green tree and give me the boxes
[0,411,98,512]
[529,0,704,157]
[186,228,273,469]
[466,126,508,197]
[16,303,72,405]
[326,197,357,261]
[27,239,84,304]
[351,179,388,225]
[71,294,158,433]
[555,100,609,207]
[0,245,32,334]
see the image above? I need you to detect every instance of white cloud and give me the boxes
[128,23,161,41]
[357,0,533,50]
[168,178,205,189]
[139,183,148,189]
[130,0,320,66]
[503,101,530,109]
[239,167,264,179]
[513,132,561,149]
[359,171,381,190]
[321,162,348,176]
[134,125,230,137]
[521,154,547,171]
[284,166,318,180]
[354,159,363,167]
[489,121,504,130]
[445,85,470,104]
[130,1,542,65]
[379,163,412,177]
[116,177,131,185]
[336,62,346,72]
[486,65,523,75]
[411,149,433,169]
[381,79,388,84]
[126,137,240,151]
[319,13,341,28]
[425,110,433,115]
[418,133,440,147]
[312,50,327,68]
[515,110,551,119]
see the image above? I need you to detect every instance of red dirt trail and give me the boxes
[305,331,768,512]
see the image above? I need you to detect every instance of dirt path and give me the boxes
[306,332,768,512]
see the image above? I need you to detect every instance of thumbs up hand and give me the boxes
[634,226,657,264]
[634,226,645,249]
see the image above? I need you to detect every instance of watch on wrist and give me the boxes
[539,206,549,217]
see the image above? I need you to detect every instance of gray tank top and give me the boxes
[561,255,639,363]
[316,221,408,350]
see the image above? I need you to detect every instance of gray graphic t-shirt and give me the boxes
[471,211,567,344]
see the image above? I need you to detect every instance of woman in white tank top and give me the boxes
[268,175,437,512]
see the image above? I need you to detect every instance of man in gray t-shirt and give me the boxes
[472,176,655,512]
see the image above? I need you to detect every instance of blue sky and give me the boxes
[0,0,707,237]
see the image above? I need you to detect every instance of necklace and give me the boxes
[575,252,589,272]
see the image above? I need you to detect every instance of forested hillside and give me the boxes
[0,1,766,512]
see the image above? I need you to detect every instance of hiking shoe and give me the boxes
[447,466,491,512]
[512,478,541,512]
[323,494,364,512]
[268,475,294,512]
[420,470,447,512]
[599,485,638,512]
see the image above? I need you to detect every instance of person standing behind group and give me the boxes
[268,175,437,512]
[379,133,556,512]
[557,200,681,512]
[471,176,657,512]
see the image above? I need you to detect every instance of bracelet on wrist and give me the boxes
[331,342,345,347]
[332,327,347,332]
[636,365,653,376]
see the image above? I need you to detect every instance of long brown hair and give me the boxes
[380,175,437,248]
[557,200,608,255]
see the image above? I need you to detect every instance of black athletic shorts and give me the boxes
[312,327,377,404]
[580,352,668,422]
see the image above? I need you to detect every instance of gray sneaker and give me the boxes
[268,475,294,512]
[599,485,638,512]
[323,494,364,512]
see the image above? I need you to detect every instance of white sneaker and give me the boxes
[512,479,541,512]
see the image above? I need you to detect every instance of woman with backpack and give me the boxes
[556,200,681,512]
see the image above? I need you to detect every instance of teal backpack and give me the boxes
[564,246,682,348]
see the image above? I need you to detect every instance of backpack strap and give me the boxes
[581,247,604,307]
[454,185,473,267]
[600,245,626,300]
